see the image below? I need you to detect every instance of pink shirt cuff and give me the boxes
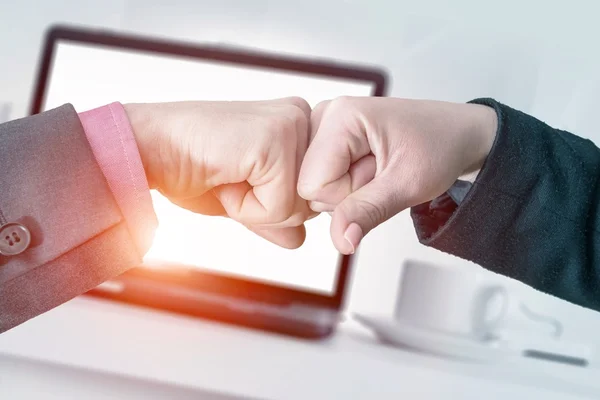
[79,103,157,256]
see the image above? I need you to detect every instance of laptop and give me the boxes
[31,26,388,339]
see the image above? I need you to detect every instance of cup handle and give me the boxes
[472,285,510,340]
[473,286,564,340]
[518,302,563,338]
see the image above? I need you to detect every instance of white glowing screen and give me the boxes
[42,42,374,294]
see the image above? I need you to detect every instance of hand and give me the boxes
[124,97,315,249]
[298,96,497,254]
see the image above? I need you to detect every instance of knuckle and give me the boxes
[314,96,359,130]
[298,184,322,202]
[328,96,356,113]
[345,197,387,231]
[297,180,315,200]
[313,99,330,113]
[297,175,326,201]
[269,199,295,223]
[286,105,308,131]
[361,201,385,228]
[311,100,331,124]
[285,96,311,118]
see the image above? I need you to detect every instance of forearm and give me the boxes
[0,104,156,333]
[412,98,600,311]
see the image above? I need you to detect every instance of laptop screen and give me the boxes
[41,41,376,295]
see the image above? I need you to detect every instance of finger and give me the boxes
[214,181,266,222]
[309,201,335,213]
[298,98,371,202]
[330,174,406,255]
[289,96,314,222]
[277,97,311,211]
[216,162,296,225]
[303,154,376,205]
[302,100,334,215]
[255,208,319,228]
[246,224,307,249]
[167,190,227,216]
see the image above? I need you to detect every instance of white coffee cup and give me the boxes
[0,102,10,124]
[394,260,562,341]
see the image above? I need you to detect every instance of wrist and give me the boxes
[461,103,497,175]
[123,103,160,189]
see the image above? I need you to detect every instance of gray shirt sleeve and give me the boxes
[447,168,481,204]
[447,180,474,204]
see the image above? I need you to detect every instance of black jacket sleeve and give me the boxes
[411,98,600,311]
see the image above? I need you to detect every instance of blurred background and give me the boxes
[2,0,600,398]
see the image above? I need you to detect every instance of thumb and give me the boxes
[330,175,406,255]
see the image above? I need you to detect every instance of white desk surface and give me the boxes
[0,297,598,400]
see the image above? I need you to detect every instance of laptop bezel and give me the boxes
[30,25,388,312]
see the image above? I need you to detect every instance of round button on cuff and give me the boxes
[0,222,31,256]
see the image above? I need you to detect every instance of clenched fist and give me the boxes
[125,97,315,249]
[298,96,497,254]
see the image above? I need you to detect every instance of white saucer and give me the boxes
[353,313,520,363]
